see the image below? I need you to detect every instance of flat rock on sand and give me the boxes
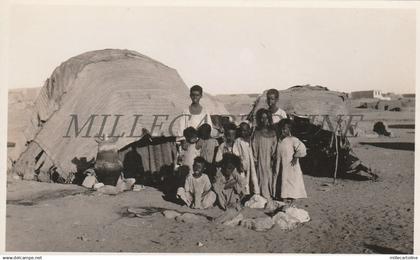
[240,217,275,232]
[162,210,181,219]
[175,213,209,224]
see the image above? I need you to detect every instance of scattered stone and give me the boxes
[253,217,274,232]
[222,213,244,227]
[244,194,267,209]
[285,207,310,223]
[214,208,241,224]
[133,184,145,191]
[162,210,181,219]
[239,217,274,232]
[127,207,144,214]
[239,218,256,230]
[272,212,299,230]
[272,200,287,208]
[264,200,277,212]
[127,207,160,218]
[93,182,105,190]
[175,213,208,224]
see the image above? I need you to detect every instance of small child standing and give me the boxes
[213,153,246,211]
[215,122,237,163]
[196,123,218,164]
[177,157,216,209]
[233,122,260,195]
[181,127,201,174]
[274,119,307,207]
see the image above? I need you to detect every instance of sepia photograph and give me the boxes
[2,0,417,255]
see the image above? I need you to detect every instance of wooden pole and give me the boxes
[333,133,339,185]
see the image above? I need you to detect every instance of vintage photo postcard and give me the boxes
[1,0,418,256]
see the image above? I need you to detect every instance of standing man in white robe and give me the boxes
[266,88,287,124]
[177,85,213,141]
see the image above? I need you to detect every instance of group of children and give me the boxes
[175,87,308,211]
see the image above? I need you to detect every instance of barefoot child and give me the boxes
[251,108,277,200]
[274,119,307,206]
[177,157,216,209]
[213,153,246,211]
[233,122,260,195]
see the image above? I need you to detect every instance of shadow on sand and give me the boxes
[359,142,414,151]
[364,244,408,254]
[388,124,415,129]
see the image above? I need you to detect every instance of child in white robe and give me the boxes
[177,157,216,209]
[274,119,307,207]
[215,122,237,163]
[233,122,260,195]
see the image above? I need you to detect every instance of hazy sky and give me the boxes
[9,5,416,94]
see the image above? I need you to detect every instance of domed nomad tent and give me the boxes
[14,49,228,183]
[248,85,351,128]
[248,85,377,181]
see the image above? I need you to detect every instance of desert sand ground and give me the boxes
[5,108,415,253]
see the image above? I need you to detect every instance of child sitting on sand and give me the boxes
[274,119,307,207]
[233,122,260,195]
[215,122,237,163]
[177,157,216,209]
[181,127,201,174]
[213,153,246,211]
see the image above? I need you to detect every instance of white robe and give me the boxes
[177,107,213,138]
[272,108,288,124]
[274,136,307,199]
[232,138,260,195]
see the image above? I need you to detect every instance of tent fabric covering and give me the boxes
[248,85,350,128]
[119,136,177,184]
[14,49,228,181]
[292,116,372,179]
[251,85,350,116]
